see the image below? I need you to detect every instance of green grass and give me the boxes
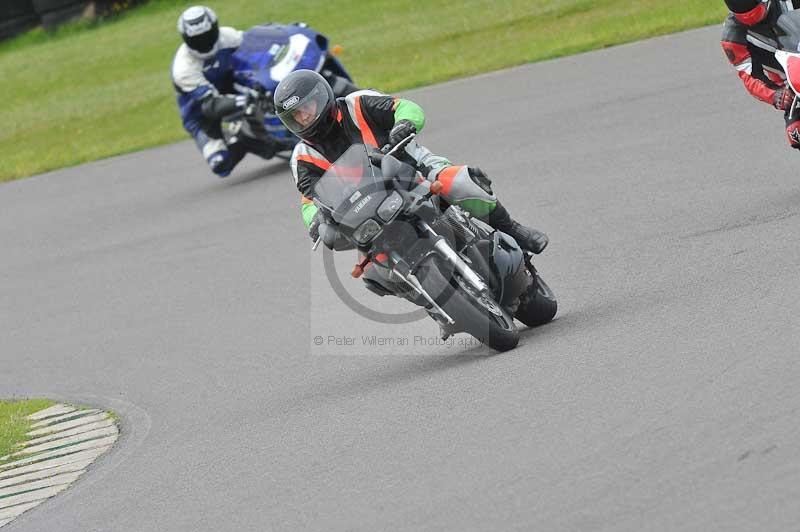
[0,399,55,462]
[0,0,727,181]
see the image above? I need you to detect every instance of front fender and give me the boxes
[489,231,528,307]
[491,231,524,278]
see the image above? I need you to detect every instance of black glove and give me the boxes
[774,88,795,111]
[388,119,416,148]
[258,91,275,114]
[308,211,323,241]
[200,93,251,120]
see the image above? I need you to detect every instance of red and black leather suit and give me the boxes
[721,0,800,148]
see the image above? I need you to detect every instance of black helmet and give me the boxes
[724,0,769,25]
[177,6,220,59]
[274,70,336,142]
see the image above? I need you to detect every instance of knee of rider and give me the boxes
[467,166,493,194]
[449,165,494,198]
[430,165,493,193]
[429,165,496,204]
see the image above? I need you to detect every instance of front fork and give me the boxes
[421,222,488,295]
[388,258,455,326]
[789,95,799,120]
[376,222,492,326]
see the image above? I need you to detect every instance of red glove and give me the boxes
[773,88,795,110]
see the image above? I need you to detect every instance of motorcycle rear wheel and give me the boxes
[515,274,557,327]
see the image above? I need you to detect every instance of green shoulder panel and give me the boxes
[393,99,426,132]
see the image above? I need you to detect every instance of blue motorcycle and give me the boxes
[219,23,357,161]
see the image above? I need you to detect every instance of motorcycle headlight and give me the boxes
[377,191,403,222]
[353,219,382,245]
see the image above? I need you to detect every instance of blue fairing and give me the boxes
[232,24,319,92]
[231,24,353,142]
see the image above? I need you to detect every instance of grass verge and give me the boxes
[0,0,727,182]
[0,399,56,463]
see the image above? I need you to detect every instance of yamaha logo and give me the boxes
[352,194,373,214]
[283,96,300,109]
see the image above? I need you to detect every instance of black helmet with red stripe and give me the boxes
[274,70,337,143]
[724,0,770,25]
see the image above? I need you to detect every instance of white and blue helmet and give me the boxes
[177,6,220,59]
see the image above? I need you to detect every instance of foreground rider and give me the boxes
[273,70,549,254]
[721,0,800,149]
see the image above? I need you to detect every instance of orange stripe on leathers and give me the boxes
[296,154,331,171]
[435,165,462,196]
[354,96,379,148]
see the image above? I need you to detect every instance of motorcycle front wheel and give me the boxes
[417,258,519,352]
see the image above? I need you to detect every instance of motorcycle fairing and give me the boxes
[774,49,800,95]
[485,231,528,307]
[231,24,327,93]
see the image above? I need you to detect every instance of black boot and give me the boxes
[483,202,549,254]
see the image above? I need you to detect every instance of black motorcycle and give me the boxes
[312,135,557,352]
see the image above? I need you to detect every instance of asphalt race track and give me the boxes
[2,25,800,531]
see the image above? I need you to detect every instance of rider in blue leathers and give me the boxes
[171,6,250,177]
[172,6,359,177]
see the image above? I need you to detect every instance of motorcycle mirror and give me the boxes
[381,154,416,182]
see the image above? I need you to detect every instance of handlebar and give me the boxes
[368,132,415,167]
[381,133,416,156]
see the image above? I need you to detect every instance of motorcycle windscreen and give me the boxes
[312,144,388,228]
[774,50,800,96]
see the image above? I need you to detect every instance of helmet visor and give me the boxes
[185,23,219,53]
[276,80,332,137]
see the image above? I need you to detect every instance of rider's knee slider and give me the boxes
[468,166,493,194]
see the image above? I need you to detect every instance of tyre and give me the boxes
[417,258,519,352]
[0,14,38,41]
[515,274,557,327]
[0,0,36,20]
[39,3,87,30]
[31,0,84,13]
